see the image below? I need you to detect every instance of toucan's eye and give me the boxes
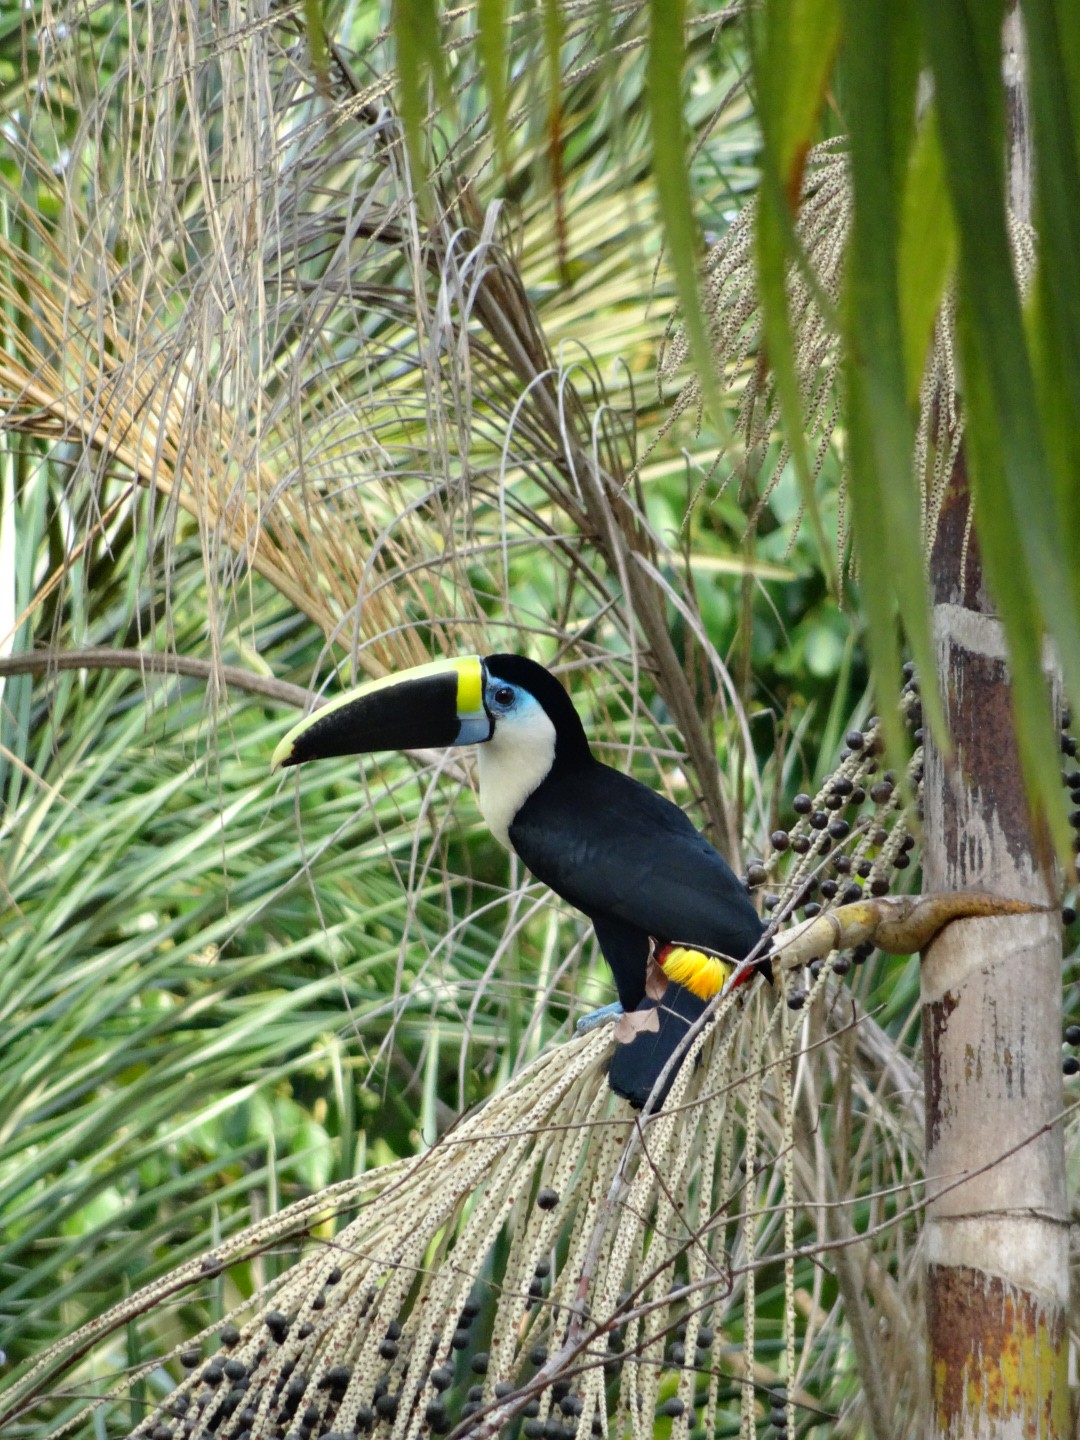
[493,685,515,708]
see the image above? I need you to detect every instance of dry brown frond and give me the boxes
[1,0,752,851]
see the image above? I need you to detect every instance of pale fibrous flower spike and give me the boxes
[9,989,806,1440]
[656,142,1037,574]
[5,866,1032,1438]
[5,654,1025,1440]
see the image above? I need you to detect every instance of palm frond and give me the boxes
[4,961,933,1439]
[656,141,1037,585]
[0,3,947,1436]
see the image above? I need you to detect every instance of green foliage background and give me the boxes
[2,0,1075,1433]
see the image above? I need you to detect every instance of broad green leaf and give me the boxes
[477,0,509,175]
[754,188,836,591]
[898,108,957,403]
[757,0,842,192]
[844,357,906,767]
[647,0,726,433]
[1021,0,1080,572]
[748,0,842,590]
[541,0,564,98]
[301,0,330,92]
[841,0,946,764]
[393,0,448,190]
[923,0,1080,839]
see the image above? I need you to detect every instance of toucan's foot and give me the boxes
[576,1001,625,1034]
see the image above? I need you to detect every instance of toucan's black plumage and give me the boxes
[509,762,764,1004]
[483,655,767,1107]
[273,652,768,1110]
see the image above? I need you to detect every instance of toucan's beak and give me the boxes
[271,655,491,771]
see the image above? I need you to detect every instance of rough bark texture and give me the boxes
[921,15,1070,1430]
[923,459,1069,1436]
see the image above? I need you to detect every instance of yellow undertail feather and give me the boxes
[659,945,737,999]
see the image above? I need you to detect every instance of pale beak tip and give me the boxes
[270,739,297,773]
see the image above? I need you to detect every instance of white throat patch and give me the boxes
[476,702,557,848]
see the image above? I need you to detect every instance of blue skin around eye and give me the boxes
[485,681,540,721]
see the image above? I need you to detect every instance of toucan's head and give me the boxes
[271,654,591,772]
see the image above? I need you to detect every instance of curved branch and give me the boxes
[0,647,311,709]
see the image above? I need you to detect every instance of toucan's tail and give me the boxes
[607,957,771,1110]
[606,984,711,1110]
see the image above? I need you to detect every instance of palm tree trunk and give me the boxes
[922,19,1069,1435]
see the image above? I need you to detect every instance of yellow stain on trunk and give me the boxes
[928,1264,1069,1436]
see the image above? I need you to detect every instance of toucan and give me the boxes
[272,654,769,1108]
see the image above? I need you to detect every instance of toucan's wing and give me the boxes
[508,763,765,961]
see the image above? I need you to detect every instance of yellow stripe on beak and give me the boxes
[455,656,484,718]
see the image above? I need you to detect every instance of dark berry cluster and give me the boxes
[1063,1023,1080,1077]
[1062,704,1080,885]
[766,1384,791,1436]
[744,666,924,993]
